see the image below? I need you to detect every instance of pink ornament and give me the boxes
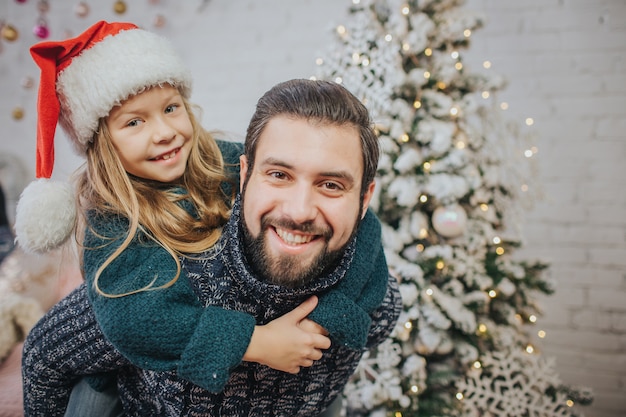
[431,204,467,238]
[15,0,28,3]
[33,22,49,39]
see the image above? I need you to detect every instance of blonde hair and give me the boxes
[76,96,233,297]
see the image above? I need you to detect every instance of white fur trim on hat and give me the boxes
[57,28,193,156]
[14,179,76,253]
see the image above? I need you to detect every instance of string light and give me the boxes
[410,385,419,393]
[478,323,488,333]
[525,117,534,126]
[500,102,509,110]
[424,47,432,56]
[538,330,546,338]
[492,236,501,244]
[401,5,410,15]
[336,25,346,35]
[456,392,464,400]
[528,315,537,323]
[463,29,471,37]
[423,161,431,171]
[419,194,428,203]
[473,361,482,369]
[480,203,489,212]
[413,100,422,109]
[315,57,324,65]
[416,243,424,252]
[436,260,445,270]
[481,91,490,99]
[425,288,434,296]
[401,133,410,142]
[526,344,535,354]
[488,290,497,298]
[483,60,491,69]
[495,246,505,255]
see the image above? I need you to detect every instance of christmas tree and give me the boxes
[315,0,593,416]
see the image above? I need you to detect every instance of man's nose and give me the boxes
[281,185,318,223]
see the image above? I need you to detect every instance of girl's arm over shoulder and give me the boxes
[308,208,389,350]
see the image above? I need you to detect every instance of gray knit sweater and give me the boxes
[22,201,402,416]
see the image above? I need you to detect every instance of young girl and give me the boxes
[17,21,391,411]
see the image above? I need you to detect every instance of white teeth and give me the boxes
[159,150,177,160]
[276,228,313,245]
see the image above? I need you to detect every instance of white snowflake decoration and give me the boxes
[457,349,576,417]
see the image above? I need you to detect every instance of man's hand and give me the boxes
[243,296,331,373]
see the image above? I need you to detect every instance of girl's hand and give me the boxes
[243,296,331,373]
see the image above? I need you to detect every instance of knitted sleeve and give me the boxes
[22,284,131,417]
[307,208,389,350]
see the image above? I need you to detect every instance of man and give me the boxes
[22,79,401,416]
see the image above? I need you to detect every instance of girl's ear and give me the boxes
[239,155,248,193]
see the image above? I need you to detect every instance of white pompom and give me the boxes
[14,179,76,253]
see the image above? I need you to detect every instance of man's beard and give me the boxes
[241,214,356,289]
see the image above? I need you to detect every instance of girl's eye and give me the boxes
[165,104,179,114]
[126,119,141,127]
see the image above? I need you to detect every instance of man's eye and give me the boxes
[323,182,343,191]
[269,171,286,180]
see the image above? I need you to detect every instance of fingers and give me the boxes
[299,318,329,336]
[287,296,318,323]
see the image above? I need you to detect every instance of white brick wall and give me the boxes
[0,0,624,415]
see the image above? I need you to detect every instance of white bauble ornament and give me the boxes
[432,204,467,238]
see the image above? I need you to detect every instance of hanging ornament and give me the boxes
[21,76,34,89]
[1,24,19,42]
[431,203,467,238]
[33,0,50,39]
[113,0,127,14]
[15,0,28,3]
[74,2,90,18]
[153,14,166,28]
[12,107,25,120]
[37,0,49,13]
[33,18,49,39]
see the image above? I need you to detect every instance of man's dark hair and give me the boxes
[244,79,380,198]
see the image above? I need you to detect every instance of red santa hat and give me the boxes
[14,20,193,252]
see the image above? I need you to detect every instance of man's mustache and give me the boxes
[260,216,332,240]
